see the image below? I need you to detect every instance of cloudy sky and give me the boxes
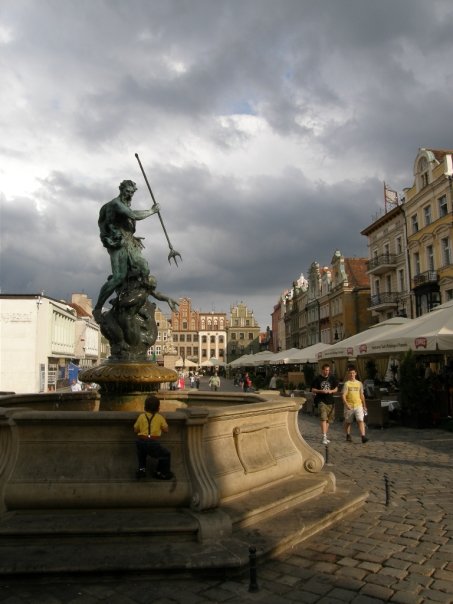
[1,0,452,328]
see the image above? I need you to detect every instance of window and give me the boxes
[384,243,390,257]
[441,237,451,266]
[424,205,432,226]
[202,336,207,343]
[194,347,199,356]
[426,245,434,271]
[413,252,420,275]
[446,289,453,301]
[374,280,380,295]
[438,195,448,217]
[248,332,253,340]
[396,237,402,254]
[239,332,245,340]
[219,336,224,343]
[183,321,187,329]
[411,215,419,234]
[386,275,392,292]
[157,333,161,341]
[210,336,215,343]
[173,334,178,342]
[219,348,224,358]
[231,333,236,340]
[186,347,192,356]
[179,334,185,342]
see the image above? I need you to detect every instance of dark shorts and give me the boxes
[319,402,335,423]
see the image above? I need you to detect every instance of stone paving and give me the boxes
[1,380,452,603]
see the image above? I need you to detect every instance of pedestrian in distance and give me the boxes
[269,373,278,390]
[209,373,220,391]
[243,372,252,392]
[342,366,369,443]
[134,395,173,480]
[311,363,338,445]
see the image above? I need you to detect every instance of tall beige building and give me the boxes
[361,205,409,322]
[227,303,260,362]
[405,148,453,316]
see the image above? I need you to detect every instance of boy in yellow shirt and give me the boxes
[342,367,369,444]
[134,395,173,480]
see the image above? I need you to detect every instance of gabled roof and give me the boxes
[427,148,453,162]
[344,257,369,288]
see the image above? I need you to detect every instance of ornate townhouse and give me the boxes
[361,148,453,319]
[361,205,409,322]
[405,148,453,316]
[170,297,200,365]
[283,252,372,349]
[147,306,174,363]
[198,311,227,364]
[227,302,261,362]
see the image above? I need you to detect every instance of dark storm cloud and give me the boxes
[1,0,452,326]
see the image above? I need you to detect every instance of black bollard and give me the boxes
[248,546,259,592]
[384,473,390,506]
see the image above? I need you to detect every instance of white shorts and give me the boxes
[344,406,365,423]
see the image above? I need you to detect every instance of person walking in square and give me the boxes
[134,395,173,480]
[342,366,368,443]
[209,372,220,391]
[311,363,338,445]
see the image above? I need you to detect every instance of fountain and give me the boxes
[0,168,366,576]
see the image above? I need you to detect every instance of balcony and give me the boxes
[369,292,399,310]
[367,253,397,275]
[412,270,438,289]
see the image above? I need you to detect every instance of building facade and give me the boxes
[282,252,372,349]
[405,148,453,316]
[361,205,410,322]
[147,306,175,363]
[170,297,200,365]
[0,294,78,393]
[227,302,260,362]
[198,312,227,364]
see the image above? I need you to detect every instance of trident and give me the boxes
[135,152,182,266]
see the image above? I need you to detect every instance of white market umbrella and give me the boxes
[175,358,198,368]
[285,342,333,364]
[319,317,411,360]
[366,300,453,354]
[201,357,226,367]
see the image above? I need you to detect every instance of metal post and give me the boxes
[248,546,259,592]
[384,474,390,506]
[325,444,329,464]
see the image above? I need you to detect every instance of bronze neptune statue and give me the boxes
[94,175,179,361]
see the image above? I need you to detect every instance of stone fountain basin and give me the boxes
[0,394,325,512]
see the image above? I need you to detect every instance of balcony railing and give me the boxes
[369,292,400,309]
[412,270,438,288]
[367,253,397,274]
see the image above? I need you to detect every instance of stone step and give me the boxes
[0,479,367,576]
[224,474,331,529]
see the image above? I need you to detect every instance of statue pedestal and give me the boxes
[79,361,178,411]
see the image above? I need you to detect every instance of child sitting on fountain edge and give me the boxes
[134,395,173,480]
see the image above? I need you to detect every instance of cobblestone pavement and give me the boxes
[1,383,453,603]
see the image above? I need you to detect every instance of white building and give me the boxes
[0,294,77,393]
